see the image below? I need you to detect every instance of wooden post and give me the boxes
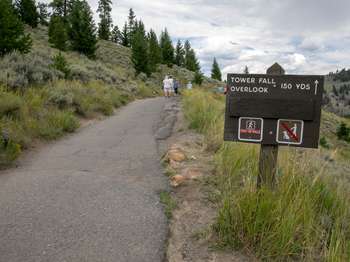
[257,63,285,189]
[257,145,278,188]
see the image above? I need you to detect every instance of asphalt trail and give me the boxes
[0,97,173,262]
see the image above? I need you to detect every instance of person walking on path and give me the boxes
[187,81,193,90]
[163,75,172,98]
[168,75,175,96]
[173,79,180,95]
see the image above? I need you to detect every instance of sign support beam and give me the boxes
[257,64,284,189]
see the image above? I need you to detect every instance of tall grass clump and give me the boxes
[182,89,350,261]
[182,89,224,151]
[215,144,350,261]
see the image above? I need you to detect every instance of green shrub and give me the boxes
[337,122,350,142]
[70,61,117,84]
[0,118,32,148]
[36,110,79,140]
[0,51,64,88]
[48,89,74,109]
[0,139,21,167]
[135,82,155,98]
[0,91,23,118]
[51,53,70,79]
[48,80,126,117]
[320,136,330,149]
[72,82,113,116]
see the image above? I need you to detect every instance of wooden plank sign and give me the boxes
[224,73,324,148]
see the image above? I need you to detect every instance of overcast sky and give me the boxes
[88,0,350,77]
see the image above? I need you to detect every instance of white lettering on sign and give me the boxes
[281,83,312,91]
[231,77,277,87]
[314,80,319,95]
[231,86,268,93]
[296,83,311,90]
[231,77,256,84]
[258,78,276,85]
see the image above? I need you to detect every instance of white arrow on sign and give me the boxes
[314,80,319,95]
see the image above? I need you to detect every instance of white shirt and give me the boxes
[163,78,174,89]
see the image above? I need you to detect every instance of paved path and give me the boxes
[0,98,174,262]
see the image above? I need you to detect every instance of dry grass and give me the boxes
[182,89,350,261]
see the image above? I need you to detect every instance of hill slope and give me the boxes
[0,25,206,167]
[324,75,350,117]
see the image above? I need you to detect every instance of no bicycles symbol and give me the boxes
[277,119,304,145]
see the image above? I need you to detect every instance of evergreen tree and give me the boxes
[15,0,39,27]
[193,70,203,85]
[111,25,122,44]
[69,0,97,58]
[127,8,136,46]
[160,28,174,66]
[244,65,249,74]
[147,29,162,73]
[175,40,185,67]
[131,21,149,75]
[48,15,68,50]
[38,2,49,25]
[0,0,32,56]
[50,0,72,19]
[128,8,136,31]
[121,22,129,47]
[337,122,350,141]
[97,0,112,40]
[50,0,64,17]
[51,52,71,79]
[211,57,222,81]
[184,40,191,55]
[184,40,200,72]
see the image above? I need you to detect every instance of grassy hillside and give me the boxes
[0,25,200,167]
[182,89,350,261]
[324,75,350,117]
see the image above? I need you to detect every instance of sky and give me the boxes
[88,0,350,77]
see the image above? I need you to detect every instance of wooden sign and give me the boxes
[224,73,324,148]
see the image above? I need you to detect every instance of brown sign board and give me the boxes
[224,74,324,148]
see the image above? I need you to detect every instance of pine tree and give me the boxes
[97,0,112,40]
[211,57,222,81]
[193,70,203,85]
[131,21,149,75]
[38,2,49,25]
[184,40,199,72]
[50,0,64,17]
[51,52,71,78]
[48,15,68,50]
[160,28,174,66]
[69,0,97,58]
[184,40,200,72]
[127,8,136,46]
[15,0,39,27]
[128,8,136,31]
[0,0,32,56]
[147,29,162,73]
[175,40,185,67]
[244,65,249,74]
[121,22,129,47]
[111,25,122,44]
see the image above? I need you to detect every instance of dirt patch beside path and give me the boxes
[162,101,250,262]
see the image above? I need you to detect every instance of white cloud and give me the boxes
[84,0,350,77]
